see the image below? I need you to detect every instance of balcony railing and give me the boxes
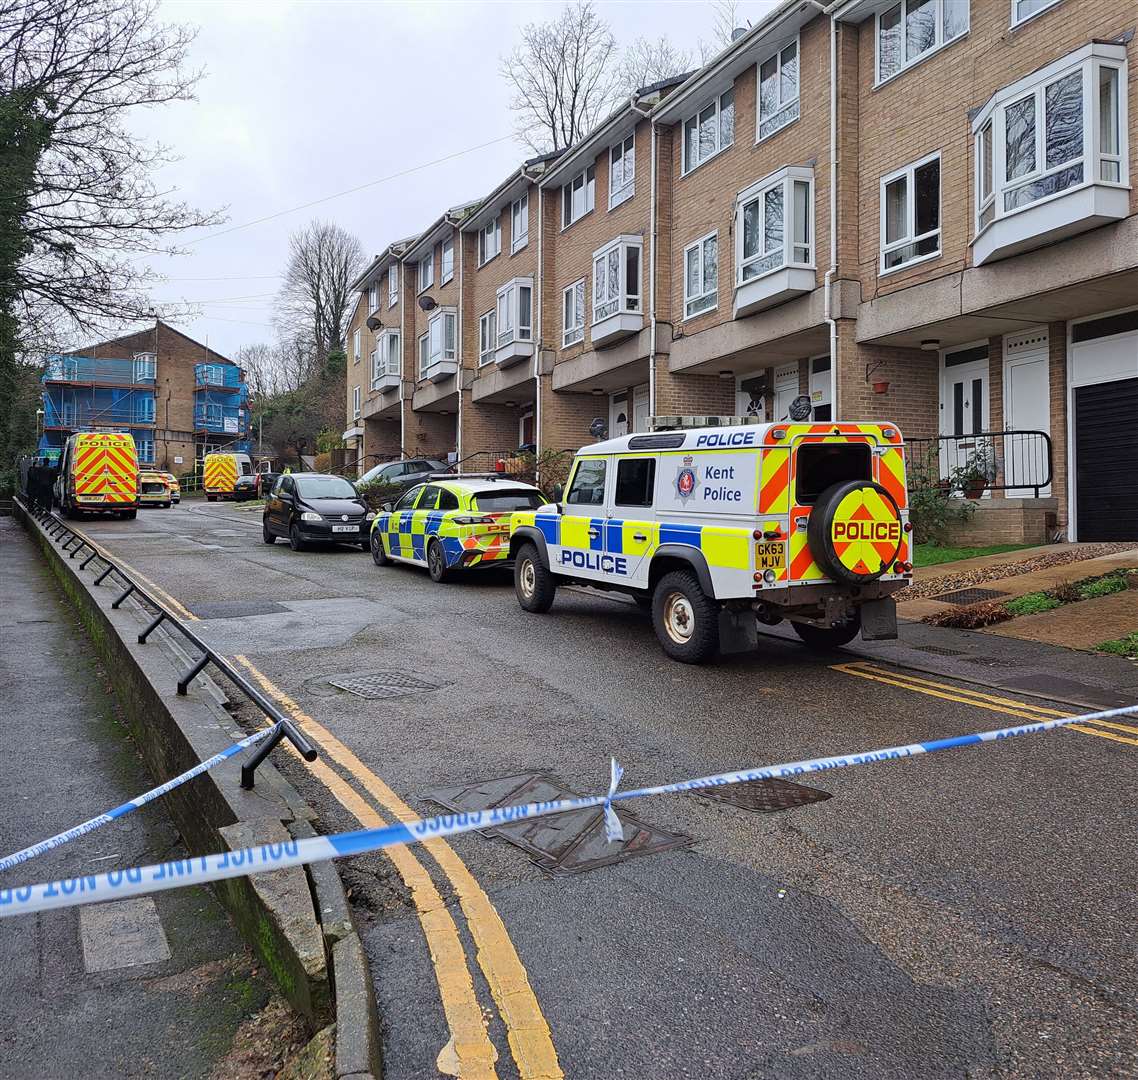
[44,354,156,387]
[906,430,1053,498]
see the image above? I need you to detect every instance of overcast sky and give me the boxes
[132,0,773,359]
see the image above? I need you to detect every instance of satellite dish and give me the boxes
[589,417,607,439]
[366,315,383,331]
[417,295,437,312]
[788,395,812,421]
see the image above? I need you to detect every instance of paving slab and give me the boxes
[985,589,1138,650]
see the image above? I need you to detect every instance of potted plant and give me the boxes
[952,444,996,498]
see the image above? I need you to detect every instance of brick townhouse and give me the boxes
[40,320,250,476]
[346,0,1136,541]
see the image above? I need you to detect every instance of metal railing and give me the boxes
[19,499,317,788]
[906,430,1053,497]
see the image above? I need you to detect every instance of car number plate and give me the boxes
[332,525,357,533]
[755,540,786,570]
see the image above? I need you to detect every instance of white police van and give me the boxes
[508,418,913,663]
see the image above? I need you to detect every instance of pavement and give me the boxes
[0,516,298,1079]
[66,502,1138,1080]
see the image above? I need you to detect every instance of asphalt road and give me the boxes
[76,501,1137,1080]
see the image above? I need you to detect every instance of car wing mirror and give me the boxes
[550,483,563,502]
[381,501,393,512]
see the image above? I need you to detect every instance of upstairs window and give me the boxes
[478,218,501,265]
[736,166,814,282]
[426,309,456,371]
[592,237,642,322]
[876,0,968,84]
[684,232,718,318]
[880,153,941,272]
[495,278,534,346]
[511,193,529,253]
[352,328,361,363]
[132,352,156,381]
[478,310,496,366]
[758,40,799,141]
[1011,0,1062,26]
[440,237,454,284]
[353,385,361,418]
[562,165,596,228]
[367,283,378,313]
[388,265,398,306]
[609,135,635,208]
[682,88,734,173]
[418,254,433,293]
[372,331,400,388]
[563,279,586,346]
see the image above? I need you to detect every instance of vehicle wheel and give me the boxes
[427,539,452,583]
[122,509,137,520]
[651,570,719,664]
[163,501,171,509]
[514,543,555,613]
[262,521,276,544]
[792,612,861,651]
[288,523,307,552]
[370,530,390,566]
[359,539,370,552]
[206,495,216,502]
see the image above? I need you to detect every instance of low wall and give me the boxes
[944,497,1059,546]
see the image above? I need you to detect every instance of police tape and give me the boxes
[2,702,1136,919]
[0,727,273,873]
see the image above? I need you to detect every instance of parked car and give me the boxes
[256,471,280,498]
[233,474,259,501]
[159,472,181,504]
[262,472,373,551]
[138,470,172,509]
[358,458,448,495]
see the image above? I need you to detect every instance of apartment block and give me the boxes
[40,320,250,475]
[345,0,1136,541]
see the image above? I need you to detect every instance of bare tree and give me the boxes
[619,36,693,95]
[274,220,363,366]
[700,0,748,62]
[0,0,222,338]
[500,1,621,153]
[234,342,277,399]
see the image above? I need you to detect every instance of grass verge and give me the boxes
[1095,632,1138,659]
[913,543,1032,568]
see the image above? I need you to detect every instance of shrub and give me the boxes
[1005,592,1061,616]
[1077,574,1127,600]
[922,600,1013,628]
[1050,579,1081,604]
[906,444,976,545]
[1096,632,1138,659]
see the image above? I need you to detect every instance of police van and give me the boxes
[508,418,912,663]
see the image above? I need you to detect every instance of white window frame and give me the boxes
[495,277,534,347]
[561,165,596,229]
[591,236,642,323]
[510,193,529,254]
[417,253,433,294]
[683,231,718,320]
[478,218,501,266]
[1010,0,1062,28]
[735,165,815,284]
[972,43,1128,238]
[681,88,735,175]
[478,310,496,367]
[367,283,378,313]
[387,265,398,307]
[417,333,429,379]
[875,0,969,86]
[562,279,586,347]
[373,330,400,389]
[609,134,635,209]
[352,385,361,418]
[421,308,457,378]
[879,151,942,275]
[756,37,800,143]
[352,328,361,363]
[440,237,454,285]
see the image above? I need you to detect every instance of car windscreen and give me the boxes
[295,477,357,500]
[473,490,545,512]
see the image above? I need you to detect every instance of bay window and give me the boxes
[511,193,529,253]
[496,278,534,347]
[562,165,596,228]
[440,237,454,284]
[758,39,799,142]
[372,330,400,390]
[682,88,734,174]
[592,237,642,322]
[417,254,433,293]
[478,310,496,366]
[609,135,635,208]
[478,218,501,265]
[972,43,1128,265]
[684,232,718,319]
[876,0,968,84]
[880,152,941,272]
[563,279,586,346]
[420,309,457,380]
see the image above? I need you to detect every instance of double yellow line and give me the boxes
[833,662,1138,747]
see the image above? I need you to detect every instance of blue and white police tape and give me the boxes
[0,727,273,873]
[2,702,1136,919]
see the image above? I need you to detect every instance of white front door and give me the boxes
[609,394,629,438]
[1003,329,1051,496]
[939,343,990,486]
[632,385,649,433]
[737,373,767,420]
[773,362,799,421]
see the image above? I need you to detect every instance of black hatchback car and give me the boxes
[357,457,448,495]
[262,473,373,551]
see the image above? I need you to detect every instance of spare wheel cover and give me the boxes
[807,480,903,585]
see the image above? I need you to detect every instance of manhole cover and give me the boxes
[696,777,831,813]
[328,671,445,700]
[191,600,288,619]
[424,772,693,875]
[931,587,1010,605]
[913,645,967,656]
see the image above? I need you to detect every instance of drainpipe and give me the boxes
[456,223,464,462]
[629,97,656,425]
[399,260,406,457]
[534,171,545,481]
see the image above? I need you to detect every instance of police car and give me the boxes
[370,476,547,582]
[508,419,913,663]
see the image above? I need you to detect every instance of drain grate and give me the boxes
[696,777,832,813]
[913,645,967,657]
[191,600,288,619]
[328,671,445,701]
[424,772,693,875]
[931,587,1010,606]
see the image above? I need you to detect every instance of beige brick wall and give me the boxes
[539,377,601,455]
[461,394,524,456]
[840,323,939,438]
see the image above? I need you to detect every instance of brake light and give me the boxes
[453,515,496,525]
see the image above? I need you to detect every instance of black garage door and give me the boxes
[1075,377,1138,541]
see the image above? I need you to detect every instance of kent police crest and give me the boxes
[674,455,699,503]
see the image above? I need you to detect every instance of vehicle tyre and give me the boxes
[359,539,370,552]
[651,570,719,664]
[163,501,171,508]
[514,543,555,613]
[262,521,276,544]
[370,530,390,566]
[206,495,216,502]
[288,523,307,552]
[792,611,862,651]
[122,509,137,520]
[427,539,452,583]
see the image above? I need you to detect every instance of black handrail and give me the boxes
[17,498,317,789]
[906,430,1053,498]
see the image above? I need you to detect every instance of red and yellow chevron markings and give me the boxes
[74,438,137,502]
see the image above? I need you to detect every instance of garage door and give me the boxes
[1074,377,1138,541]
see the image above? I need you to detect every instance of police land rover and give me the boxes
[508,417,913,663]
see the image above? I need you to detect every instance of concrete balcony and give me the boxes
[495,336,534,368]
[733,265,816,318]
[591,311,643,348]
